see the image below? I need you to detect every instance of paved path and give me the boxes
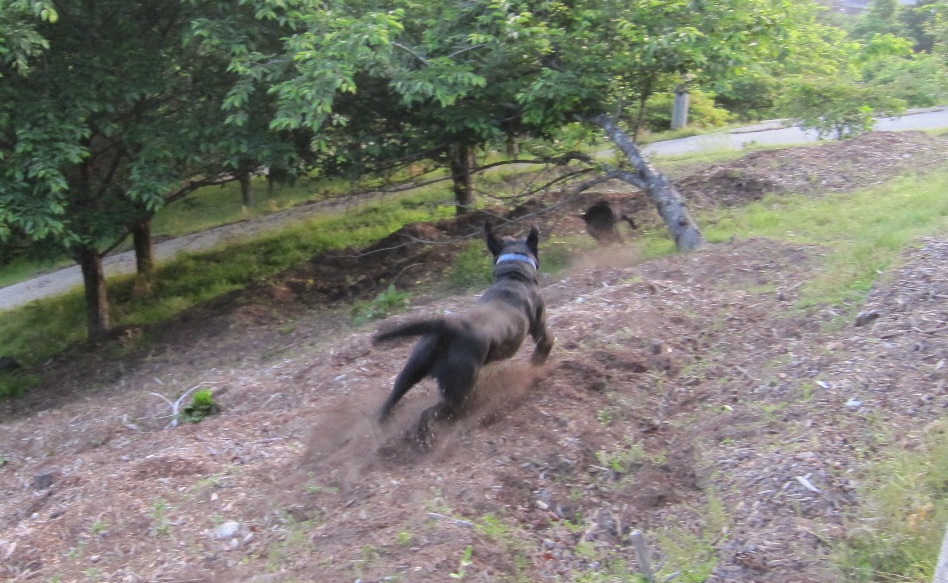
[2,107,947,312]
[642,106,948,156]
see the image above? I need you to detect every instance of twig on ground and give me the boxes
[427,513,475,528]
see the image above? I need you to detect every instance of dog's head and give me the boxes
[485,223,540,271]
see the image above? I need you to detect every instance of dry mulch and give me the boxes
[677,131,948,208]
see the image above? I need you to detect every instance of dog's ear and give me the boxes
[527,225,540,259]
[485,222,504,257]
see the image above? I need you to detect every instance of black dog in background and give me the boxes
[374,223,554,445]
[581,200,637,245]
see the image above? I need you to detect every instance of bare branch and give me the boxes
[446,43,487,59]
[391,41,429,65]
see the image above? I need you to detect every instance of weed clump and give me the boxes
[351,284,411,325]
[180,389,220,424]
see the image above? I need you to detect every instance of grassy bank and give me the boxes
[3,149,947,399]
[0,190,453,397]
[701,168,948,307]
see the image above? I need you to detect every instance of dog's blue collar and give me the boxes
[495,253,537,269]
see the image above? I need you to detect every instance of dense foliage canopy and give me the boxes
[2,0,948,337]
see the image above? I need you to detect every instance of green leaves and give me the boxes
[778,75,907,139]
[0,1,58,76]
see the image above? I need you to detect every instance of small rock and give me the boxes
[854,311,880,327]
[213,520,242,540]
[845,398,863,409]
[31,472,55,491]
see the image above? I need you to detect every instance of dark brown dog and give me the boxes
[581,200,637,245]
[374,223,554,445]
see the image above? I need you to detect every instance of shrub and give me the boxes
[777,76,906,139]
[642,89,734,133]
[180,389,220,423]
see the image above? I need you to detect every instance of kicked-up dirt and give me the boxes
[1,132,947,582]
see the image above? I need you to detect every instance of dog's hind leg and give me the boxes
[416,350,480,447]
[379,336,439,421]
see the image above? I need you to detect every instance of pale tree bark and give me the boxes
[591,114,705,252]
[77,245,111,338]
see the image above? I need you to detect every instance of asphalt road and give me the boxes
[2,107,947,312]
[642,106,948,156]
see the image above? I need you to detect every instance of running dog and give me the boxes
[374,223,554,445]
[581,200,637,245]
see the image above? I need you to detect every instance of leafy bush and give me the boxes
[777,76,906,139]
[180,389,220,424]
[642,89,733,133]
[861,52,948,107]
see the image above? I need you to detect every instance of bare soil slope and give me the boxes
[1,132,947,583]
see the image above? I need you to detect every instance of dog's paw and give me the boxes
[415,424,435,452]
[530,352,550,366]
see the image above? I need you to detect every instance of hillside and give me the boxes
[1,132,947,582]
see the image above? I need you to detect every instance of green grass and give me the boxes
[151,175,356,239]
[835,421,948,582]
[0,189,454,397]
[701,167,948,307]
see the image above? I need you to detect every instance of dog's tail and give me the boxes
[373,318,455,344]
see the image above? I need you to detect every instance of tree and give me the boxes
[0,0,312,338]
[777,76,906,139]
[232,0,811,250]
[713,1,854,120]
[852,0,907,41]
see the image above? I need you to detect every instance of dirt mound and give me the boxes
[678,131,948,207]
[2,137,947,582]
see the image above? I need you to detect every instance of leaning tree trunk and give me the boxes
[449,143,477,215]
[592,114,705,252]
[77,245,111,338]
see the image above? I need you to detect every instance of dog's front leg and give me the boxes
[529,301,554,365]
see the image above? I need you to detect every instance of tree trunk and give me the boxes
[505,133,520,158]
[671,88,690,130]
[632,77,654,141]
[132,217,154,276]
[449,143,476,215]
[592,114,705,252]
[78,245,111,338]
[239,173,254,206]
